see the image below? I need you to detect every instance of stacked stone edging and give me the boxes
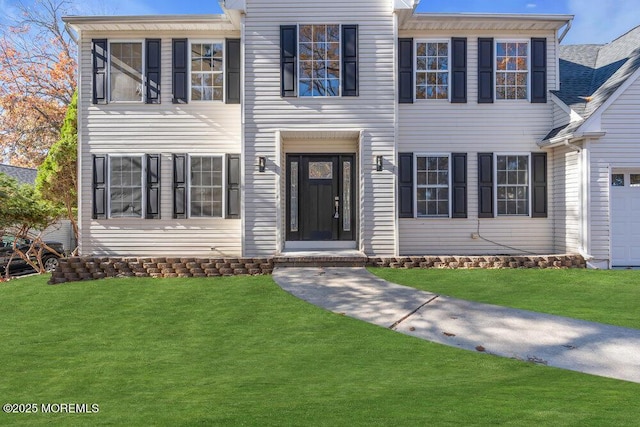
[49,257,274,285]
[366,254,586,269]
[48,254,585,285]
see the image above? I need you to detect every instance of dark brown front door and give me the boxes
[286,154,355,241]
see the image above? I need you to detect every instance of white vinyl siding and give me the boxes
[78,31,242,257]
[551,145,581,253]
[586,73,640,267]
[398,31,557,255]
[244,0,396,256]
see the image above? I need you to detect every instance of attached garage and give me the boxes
[610,170,640,267]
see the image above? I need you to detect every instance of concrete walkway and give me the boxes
[273,267,640,383]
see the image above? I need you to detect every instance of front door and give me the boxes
[286,154,355,241]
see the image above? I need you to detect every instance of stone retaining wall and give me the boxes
[49,257,274,285]
[367,255,586,269]
[48,254,585,285]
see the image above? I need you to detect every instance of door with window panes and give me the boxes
[286,155,355,241]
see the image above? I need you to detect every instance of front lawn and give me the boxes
[369,268,640,329]
[1,274,639,426]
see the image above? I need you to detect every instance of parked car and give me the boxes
[0,238,64,276]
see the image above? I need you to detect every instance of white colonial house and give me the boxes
[62,0,640,268]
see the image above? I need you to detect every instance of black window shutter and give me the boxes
[173,154,187,219]
[398,38,413,103]
[477,38,494,104]
[531,152,548,217]
[451,38,467,103]
[145,39,161,104]
[226,38,241,104]
[342,25,358,96]
[227,154,241,219]
[531,38,547,103]
[451,153,467,218]
[172,39,188,104]
[398,153,414,218]
[92,155,107,219]
[280,25,297,97]
[92,39,108,105]
[146,154,161,219]
[478,153,494,218]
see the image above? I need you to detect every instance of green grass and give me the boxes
[369,268,640,329]
[0,274,639,426]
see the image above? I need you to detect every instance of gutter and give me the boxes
[540,131,606,149]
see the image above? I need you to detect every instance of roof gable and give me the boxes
[544,25,640,143]
[554,25,640,120]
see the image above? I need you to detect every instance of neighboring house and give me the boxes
[61,0,638,268]
[0,164,76,253]
[543,25,640,268]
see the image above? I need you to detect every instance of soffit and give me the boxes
[402,13,573,32]
[280,130,361,141]
[62,15,236,32]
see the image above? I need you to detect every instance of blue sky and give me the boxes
[1,0,637,45]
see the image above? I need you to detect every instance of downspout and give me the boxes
[65,22,79,44]
[558,19,572,44]
[564,139,581,152]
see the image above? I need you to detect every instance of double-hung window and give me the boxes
[299,24,341,97]
[495,41,529,100]
[415,40,449,100]
[109,41,143,102]
[189,156,223,217]
[280,24,358,98]
[496,154,529,216]
[190,41,224,101]
[108,156,144,218]
[416,154,450,217]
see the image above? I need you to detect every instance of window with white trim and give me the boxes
[496,154,529,215]
[495,41,528,100]
[189,156,223,217]
[109,41,143,102]
[190,42,224,101]
[299,24,340,97]
[416,40,449,100]
[109,156,143,218]
[416,154,450,217]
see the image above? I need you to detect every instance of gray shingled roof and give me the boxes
[545,25,640,141]
[0,164,37,185]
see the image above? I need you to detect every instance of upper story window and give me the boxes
[190,42,224,101]
[110,42,143,102]
[280,24,358,98]
[299,25,341,97]
[495,41,529,100]
[415,41,449,100]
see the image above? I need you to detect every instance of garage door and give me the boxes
[611,171,640,267]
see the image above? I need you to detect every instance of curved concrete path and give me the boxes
[273,267,640,383]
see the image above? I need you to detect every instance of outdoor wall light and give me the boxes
[376,155,383,172]
[258,156,266,172]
